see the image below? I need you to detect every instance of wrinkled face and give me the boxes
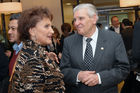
[8,19,19,43]
[111,17,120,28]
[29,18,54,46]
[74,8,97,37]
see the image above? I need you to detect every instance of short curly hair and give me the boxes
[18,7,53,42]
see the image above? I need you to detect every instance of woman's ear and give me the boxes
[29,28,37,42]
[29,28,35,37]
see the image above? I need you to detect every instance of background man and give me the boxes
[8,13,23,77]
[109,16,122,34]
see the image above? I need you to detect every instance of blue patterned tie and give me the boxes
[84,38,93,70]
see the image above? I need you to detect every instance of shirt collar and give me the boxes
[13,42,23,55]
[83,27,98,42]
[112,25,120,29]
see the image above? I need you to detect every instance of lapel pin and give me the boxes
[101,47,104,50]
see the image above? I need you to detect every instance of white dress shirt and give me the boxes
[77,27,101,84]
[83,27,98,59]
[113,25,120,34]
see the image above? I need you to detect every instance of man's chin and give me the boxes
[47,41,52,45]
[9,40,15,43]
[77,30,84,35]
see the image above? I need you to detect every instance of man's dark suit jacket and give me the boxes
[132,21,140,71]
[60,30,130,93]
[109,25,123,34]
[0,43,9,81]
[121,21,140,93]
[109,26,115,32]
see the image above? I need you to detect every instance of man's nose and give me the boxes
[74,19,80,26]
[8,29,12,34]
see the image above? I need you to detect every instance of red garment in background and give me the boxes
[9,51,19,76]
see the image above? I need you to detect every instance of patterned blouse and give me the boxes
[9,40,65,93]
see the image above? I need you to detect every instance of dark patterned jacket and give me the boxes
[9,40,65,93]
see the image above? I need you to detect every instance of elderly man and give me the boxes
[60,3,130,93]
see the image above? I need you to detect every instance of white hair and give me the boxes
[73,3,99,20]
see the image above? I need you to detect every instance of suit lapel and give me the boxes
[75,34,91,70]
[93,30,106,70]
[76,35,86,70]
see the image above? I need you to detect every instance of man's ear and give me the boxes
[92,14,98,25]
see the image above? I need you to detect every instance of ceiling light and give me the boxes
[0,2,22,14]
[120,0,140,7]
[66,3,71,6]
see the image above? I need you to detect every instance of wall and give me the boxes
[21,0,63,33]
[63,5,73,24]
[0,14,10,39]
[0,15,1,34]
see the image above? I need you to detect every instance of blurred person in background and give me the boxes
[8,13,23,77]
[46,26,61,64]
[46,26,61,55]
[96,23,103,30]
[121,19,133,53]
[131,20,140,93]
[120,18,134,93]
[69,20,77,36]
[0,13,21,93]
[59,23,71,59]
[0,43,9,93]
[109,16,123,34]
[0,33,5,43]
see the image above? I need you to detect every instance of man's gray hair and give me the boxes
[73,3,99,20]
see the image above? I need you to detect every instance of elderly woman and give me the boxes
[8,7,65,93]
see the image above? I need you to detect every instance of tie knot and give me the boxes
[86,38,92,43]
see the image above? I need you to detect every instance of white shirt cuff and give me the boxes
[76,72,80,83]
[97,73,101,84]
